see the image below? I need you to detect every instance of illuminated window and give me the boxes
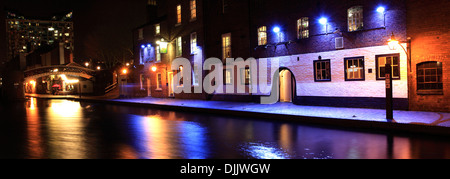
[140,74,145,90]
[148,0,157,6]
[190,32,197,54]
[140,48,145,64]
[156,73,162,90]
[155,24,160,35]
[176,36,182,57]
[376,54,400,80]
[297,17,309,39]
[344,57,365,81]
[177,5,182,24]
[314,59,331,82]
[224,69,233,85]
[222,33,232,60]
[417,61,443,92]
[240,68,251,85]
[348,6,363,32]
[190,0,197,20]
[156,46,161,62]
[193,65,199,86]
[257,26,267,46]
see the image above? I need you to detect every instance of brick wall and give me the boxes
[250,0,407,59]
[407,0,450,112]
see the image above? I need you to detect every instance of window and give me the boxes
[148,0,157,6]
[257,26,267,46]
[190,32,197,54]
[140,48,145,64]
[314,59,331,81]
[190,0,197,20]
[156,46,161,62]
[140,74,145,90]
[240,68,251,85]
[155,24,160,35]
[176,5,182,24]
[344,57,365,81]
[156,73,162,90]
[193,65,199,86]
[348,6,363,32]
[176,36,182,57]
[222,33,232,60]
[417,61,443,93]
[376,54,400,80]
[224,69,233,85]
[297,17,309,39]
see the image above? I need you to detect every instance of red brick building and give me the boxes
[407,0,450,112]
[132,0,450,112]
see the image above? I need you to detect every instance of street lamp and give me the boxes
[388,32,399,50]
[122,69,128,75]
[85,62,89,67]
[151,66,157,72]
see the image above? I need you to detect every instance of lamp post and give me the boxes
[386,32,411,120]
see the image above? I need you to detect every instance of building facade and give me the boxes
[5,11,74,62]
[406,0,450,112]
[133,0,449,112]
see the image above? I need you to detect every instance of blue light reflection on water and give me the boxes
[239,142,292,159]
[128,114,209,159]
[178,121,209,159]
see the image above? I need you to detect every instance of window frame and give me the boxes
[224,68,233,85]
[240,67,251,85]
[297,17,309,39]
[190,32,197,55]
[156,73,162,90]
[344,56,365,81]
[313,59,331,82]
[257,26,267,46]
[176,4,182,25]
[348,6,364,32]
[222,33,232,60]
[156,45,161,62]
[192,64,199,86]
[417,61,443,94]
[155,24,160,35]
[190,0,197,21]
[375,54,401,81]
[176,36,182,57]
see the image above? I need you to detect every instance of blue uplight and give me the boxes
[272,26,281,33]
[377,6,385,13]
[147,44,152,48]
[319,17,328,25]
[141,45,145,49]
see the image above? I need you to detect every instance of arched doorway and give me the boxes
[279,69,295,103]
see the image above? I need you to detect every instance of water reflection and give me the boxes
[0,98,448,159]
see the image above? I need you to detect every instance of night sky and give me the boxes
[4,0,148,64]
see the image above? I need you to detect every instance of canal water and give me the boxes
[0,98,449,159]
